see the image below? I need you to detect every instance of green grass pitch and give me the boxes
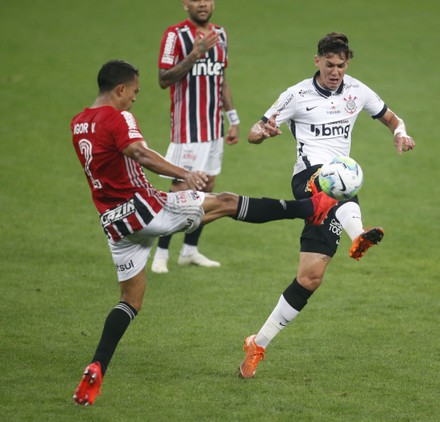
[1,0,439,420]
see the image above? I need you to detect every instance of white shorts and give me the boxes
[164,138,224,176]
[108,190,205,282]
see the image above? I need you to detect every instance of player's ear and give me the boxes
[114,84,125,98]
[182,0,188,12]
[314,55,320,67]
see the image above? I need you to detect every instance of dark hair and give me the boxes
[317,32,354,60]
[97,60,139,92]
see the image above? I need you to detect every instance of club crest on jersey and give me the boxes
[344,95,358,114]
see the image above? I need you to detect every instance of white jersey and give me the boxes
[263,73,387,175]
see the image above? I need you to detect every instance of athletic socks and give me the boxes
[282,278,314,312]
[335,201,364,241]
[180,244,197,257]
[234,196,314,223]
[157,234,172,249]
[254,279,313,348]
[91,301,137,375]
[254,295,299,348]
[154,246,169,260]
[183,225,203,246]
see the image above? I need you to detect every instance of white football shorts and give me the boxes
[164,138,224,176]
[108,190,205,281]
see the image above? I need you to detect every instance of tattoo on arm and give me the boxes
[159,56,197,88]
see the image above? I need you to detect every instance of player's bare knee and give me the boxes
[297,274,323,292]
[217,192,239,215]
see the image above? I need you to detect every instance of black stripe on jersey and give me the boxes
[188,77,198,142]
[181,31,198,142]
[208,47,216,140]
[133,195,154,225]
[289,120,297,139]
[302,155,312,168]
[114,220,131,238]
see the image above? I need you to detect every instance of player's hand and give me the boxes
[262,112,282,138]
[193,30,219,59]
[185,170,208,191]
[394,133,415,154]
[226,125,239,145]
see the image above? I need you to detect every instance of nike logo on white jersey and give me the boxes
[306,106,318,111]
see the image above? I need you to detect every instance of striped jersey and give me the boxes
[71,106,167,241]
[158,19,228,143]
[263,72,387,175]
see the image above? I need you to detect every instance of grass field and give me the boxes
[1,0,439,420]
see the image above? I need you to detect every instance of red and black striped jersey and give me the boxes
[158,19,228,144]
[71,106,167,241]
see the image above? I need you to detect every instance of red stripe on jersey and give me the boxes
[198,76,208,141]
[159,20,228,144]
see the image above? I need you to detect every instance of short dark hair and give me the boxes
[97,60,139,93]
[317,32,354,60]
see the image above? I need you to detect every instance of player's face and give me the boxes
[183,0,215,25]
[120,75,140,111]
[314,53,349,91]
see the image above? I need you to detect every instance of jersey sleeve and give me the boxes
[158,26,181,69]
[217,26,228,68]
[361,82,386,118]
[112,111,144,151]
[263,88,296,126]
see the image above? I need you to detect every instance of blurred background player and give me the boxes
[239,32,415,378]
[151,0,240,273]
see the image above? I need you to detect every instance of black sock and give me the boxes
[92,301,137,375]
[282,278,313,311]
[157,234,172,249]
[234,196,313,223]
[183,225,203,246]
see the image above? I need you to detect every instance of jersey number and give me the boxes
[79,139,102,189]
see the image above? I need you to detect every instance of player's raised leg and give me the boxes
[201,191,337,226]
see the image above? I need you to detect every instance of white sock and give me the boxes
[335,202,364,241]
[254,295,299,348]
[180,244,198,257]
[154,246,169,260]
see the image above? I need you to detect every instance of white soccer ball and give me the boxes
[318,156,363,200]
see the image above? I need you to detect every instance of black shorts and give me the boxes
[291,164,359,257]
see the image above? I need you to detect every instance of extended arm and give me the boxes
[247,113,282,144]
[123,140,208,189]
[378,109,415,154]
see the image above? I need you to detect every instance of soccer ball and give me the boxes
[318,156,363,200]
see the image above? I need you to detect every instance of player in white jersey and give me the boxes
[239,32,415,379]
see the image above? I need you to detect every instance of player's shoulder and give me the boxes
[163,20,191,34]
[95,107,134,128]
[343,74,368,89]
[283,77,314,96]
[211,22,225,32]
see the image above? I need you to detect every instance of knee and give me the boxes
[217,192,239,215]
[297,274,323,292]
[122,297,143,313]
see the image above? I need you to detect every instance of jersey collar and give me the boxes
[184,19,213,33]
[313,71,344,98]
